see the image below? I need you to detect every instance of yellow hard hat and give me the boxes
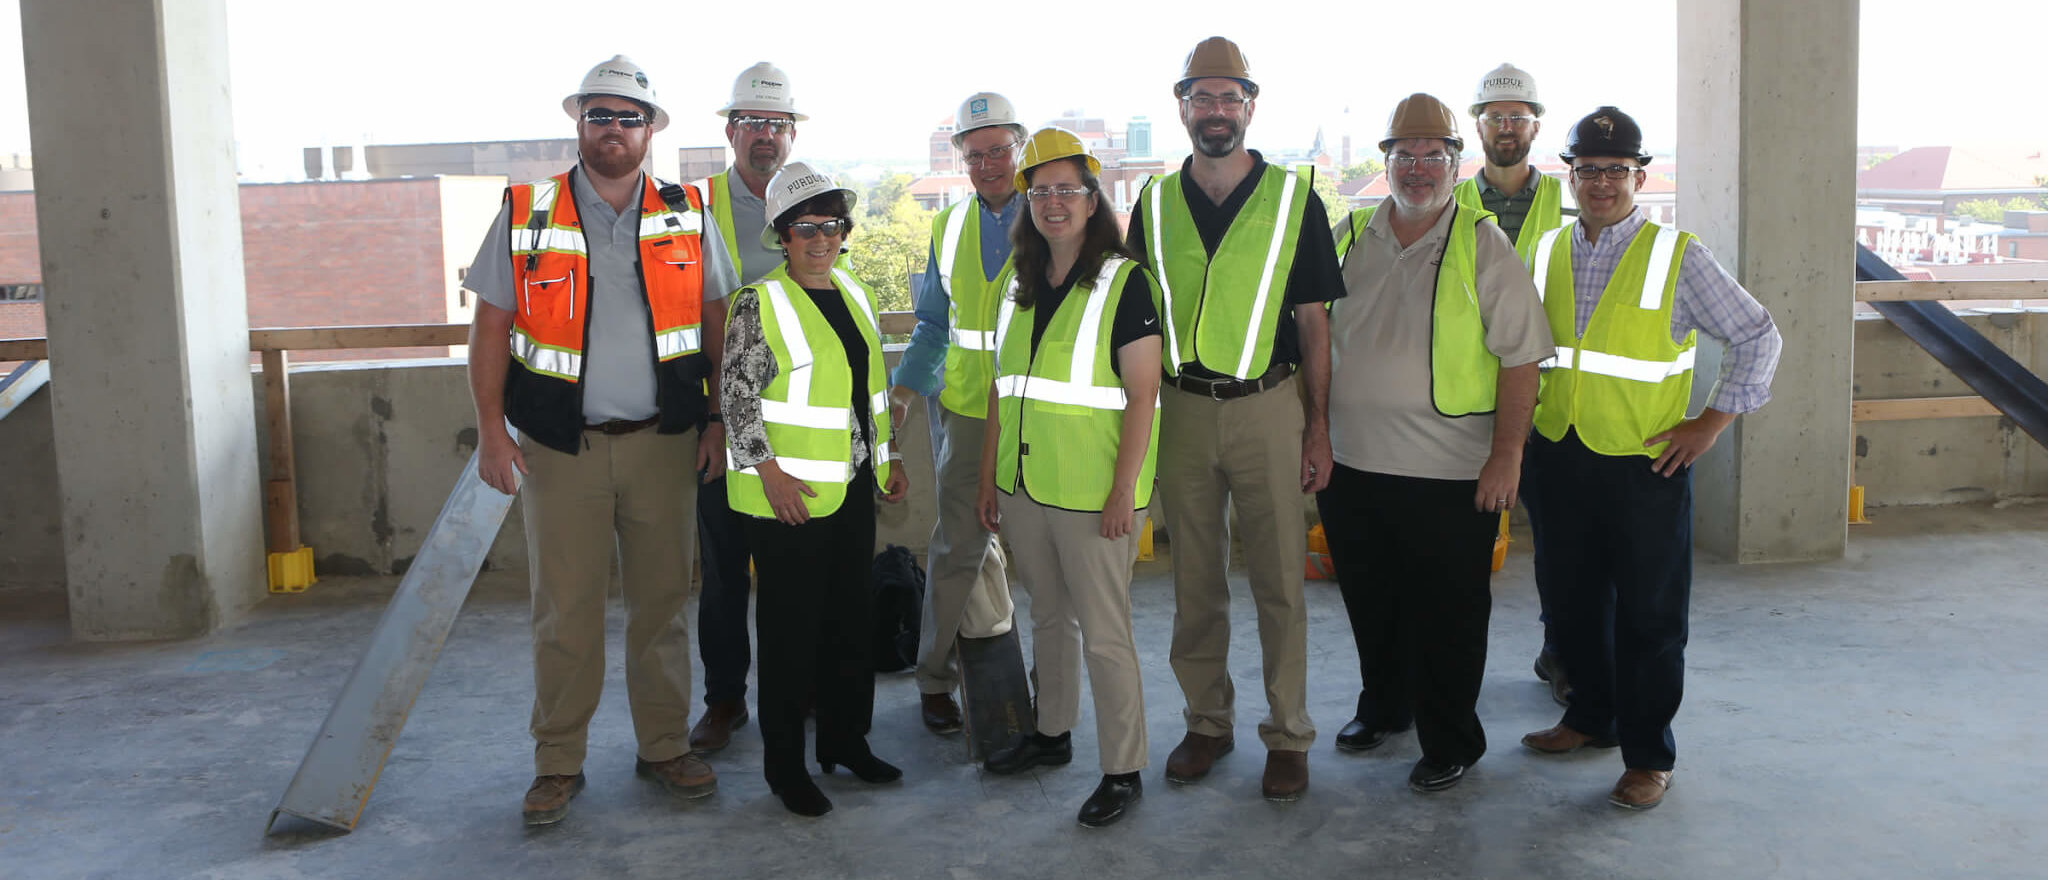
[1013,127,1102,193]
[1176,36,1257,98]
[1380,93,1463,152]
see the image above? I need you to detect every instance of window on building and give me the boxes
[0,283,43,302]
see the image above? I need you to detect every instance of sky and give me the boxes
[0,0,2043,181]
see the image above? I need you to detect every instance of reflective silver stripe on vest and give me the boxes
[833,269,880,334]
[1531,225,1568,303]
[511,227,587,254]
[936,203,972,301]
[949,328,997,351]
[1639,227,1681,309]
[1145,181,1182,368]
[654,327,702,360]
[1233,168,1301,378]
[726,452,848,483]
[993,260,1156,412]
[639,210,702,238]
[758,280,844,430]
[510,328,583,379]
[994,374,1129,409]
[1576,348,1696,383]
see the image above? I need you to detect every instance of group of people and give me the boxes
[465,39,1782,830]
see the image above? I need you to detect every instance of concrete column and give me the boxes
[1678,0,1858,563]
[22,0,263,638]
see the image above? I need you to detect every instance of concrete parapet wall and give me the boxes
[1852,309,2048,506]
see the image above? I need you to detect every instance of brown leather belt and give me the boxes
[584,415,660,435]
[1164,363,1295,401]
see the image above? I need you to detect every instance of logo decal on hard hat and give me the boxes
[635,72,649,88]
[1594,115,1615,137]
[970,98,989,119]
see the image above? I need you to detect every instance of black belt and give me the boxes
[1164,363,1295,401]
[584,415,660,435]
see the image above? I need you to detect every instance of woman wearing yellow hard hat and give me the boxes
[721,161,910,817]
[973,127,1162,827]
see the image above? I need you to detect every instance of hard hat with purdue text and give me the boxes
[718,61,808,121]
[1013,127,1102,193]
[1470,63,1544,117]
[562,55,669,132]
[761,161,858,249]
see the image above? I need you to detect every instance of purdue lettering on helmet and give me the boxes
[760,161,859,249]
[1470,63,1544,117]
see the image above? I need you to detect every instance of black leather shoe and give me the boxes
[1077,773,1142,828]
[1408,758,1467,793]
[1534,649,1572,706]
[1334,718,1410,752]
[983,732,1073,775]
[819,750,902,784]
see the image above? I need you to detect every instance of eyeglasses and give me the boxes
[1479,114,1537,130]
[582,109,652,129]
[731,116,795,134]
[1026,186,1092,203]
[786,219,850,239]
[962,142,1019,168]
[1389,155,1454,170]
[1181,94,1248,112]
[1570,164,1640,181]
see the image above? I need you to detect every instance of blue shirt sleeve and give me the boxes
[889,238,951,396]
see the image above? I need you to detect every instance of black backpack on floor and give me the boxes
[870,545,925,673]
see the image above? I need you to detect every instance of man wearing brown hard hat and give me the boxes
[1126,36,1346,803]
[1321,94,1552,794]
[1517,106,1780,810]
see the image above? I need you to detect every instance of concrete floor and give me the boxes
[2,503,2044,879]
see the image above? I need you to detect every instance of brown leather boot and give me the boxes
[1261,750,1309,802]
[1521,722,1619,754]
[689,700,749,752]
[1609,768,1673,810]
[636,754,718,800]
[921,692,963,734]
[1163,731,1235,784]
[521,773,585,826]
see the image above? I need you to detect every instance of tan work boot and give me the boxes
[522,773,586,826]
[1609,768,1674,810]
[636,754,718,800]
[1163,731,1235,784]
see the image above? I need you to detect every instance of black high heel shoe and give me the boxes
[772,773,832,817]
[818,751,902,784]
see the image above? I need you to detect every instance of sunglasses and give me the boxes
[786,219,850,239]
[582,108,652,129]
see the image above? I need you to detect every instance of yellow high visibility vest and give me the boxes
[1135,164,1312,379]
[1332,203,1501,416]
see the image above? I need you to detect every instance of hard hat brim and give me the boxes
[716,105,810,122]
[950,121,1028,150]
[1174,77,1258,99]
[563,94,670,132]
[761,188,860,250]
[1469,100,1545,118]
[1558,150,1653,165]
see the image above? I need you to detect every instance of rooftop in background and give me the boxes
[1858,145,2048,192]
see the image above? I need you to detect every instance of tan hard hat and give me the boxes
[1176,36,1257,98]
[1380,93,1463,152]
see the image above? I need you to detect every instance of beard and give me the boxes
[1188,118,1245,158]
[1483,135,1530,168]
[1390,177,1449,212]
[743,143,784,178]
[580,133,647,179]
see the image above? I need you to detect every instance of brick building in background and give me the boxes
[0,175,505,361]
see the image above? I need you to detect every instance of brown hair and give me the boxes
[773,191,855,242]
[1008,157,1128,310]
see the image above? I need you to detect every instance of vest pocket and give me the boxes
[521,273,578,325]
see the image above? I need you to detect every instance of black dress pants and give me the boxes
[745,465,879,781]
[1522,429,1691,771]
[1316,464,1495,766]
[696,475,753,706]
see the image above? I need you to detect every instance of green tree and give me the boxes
[1955,198,2007,224]
[1310,167,1352,222]
[849,181,935,314]
[1338,159,1384,183]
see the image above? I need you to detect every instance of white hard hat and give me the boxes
[562,55,669,132]
[760,161,857,249]
[950,92,1026,148]
[1470,62,1544,117]
[718,61,807,121]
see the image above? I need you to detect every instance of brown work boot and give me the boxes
[521,773,585,826]
[921,692,963,735]
[1261,750,1309,802]
[1163,731,1235,784]
[1521,722,1620,754]
[1609,768,1674,810]
[636,754,718,800]
[689,701,749,752]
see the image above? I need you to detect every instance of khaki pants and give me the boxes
[998,493,1149,775]
[521,427,698,777]
[913,405,1010,694]
[1159,377,1316,751]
